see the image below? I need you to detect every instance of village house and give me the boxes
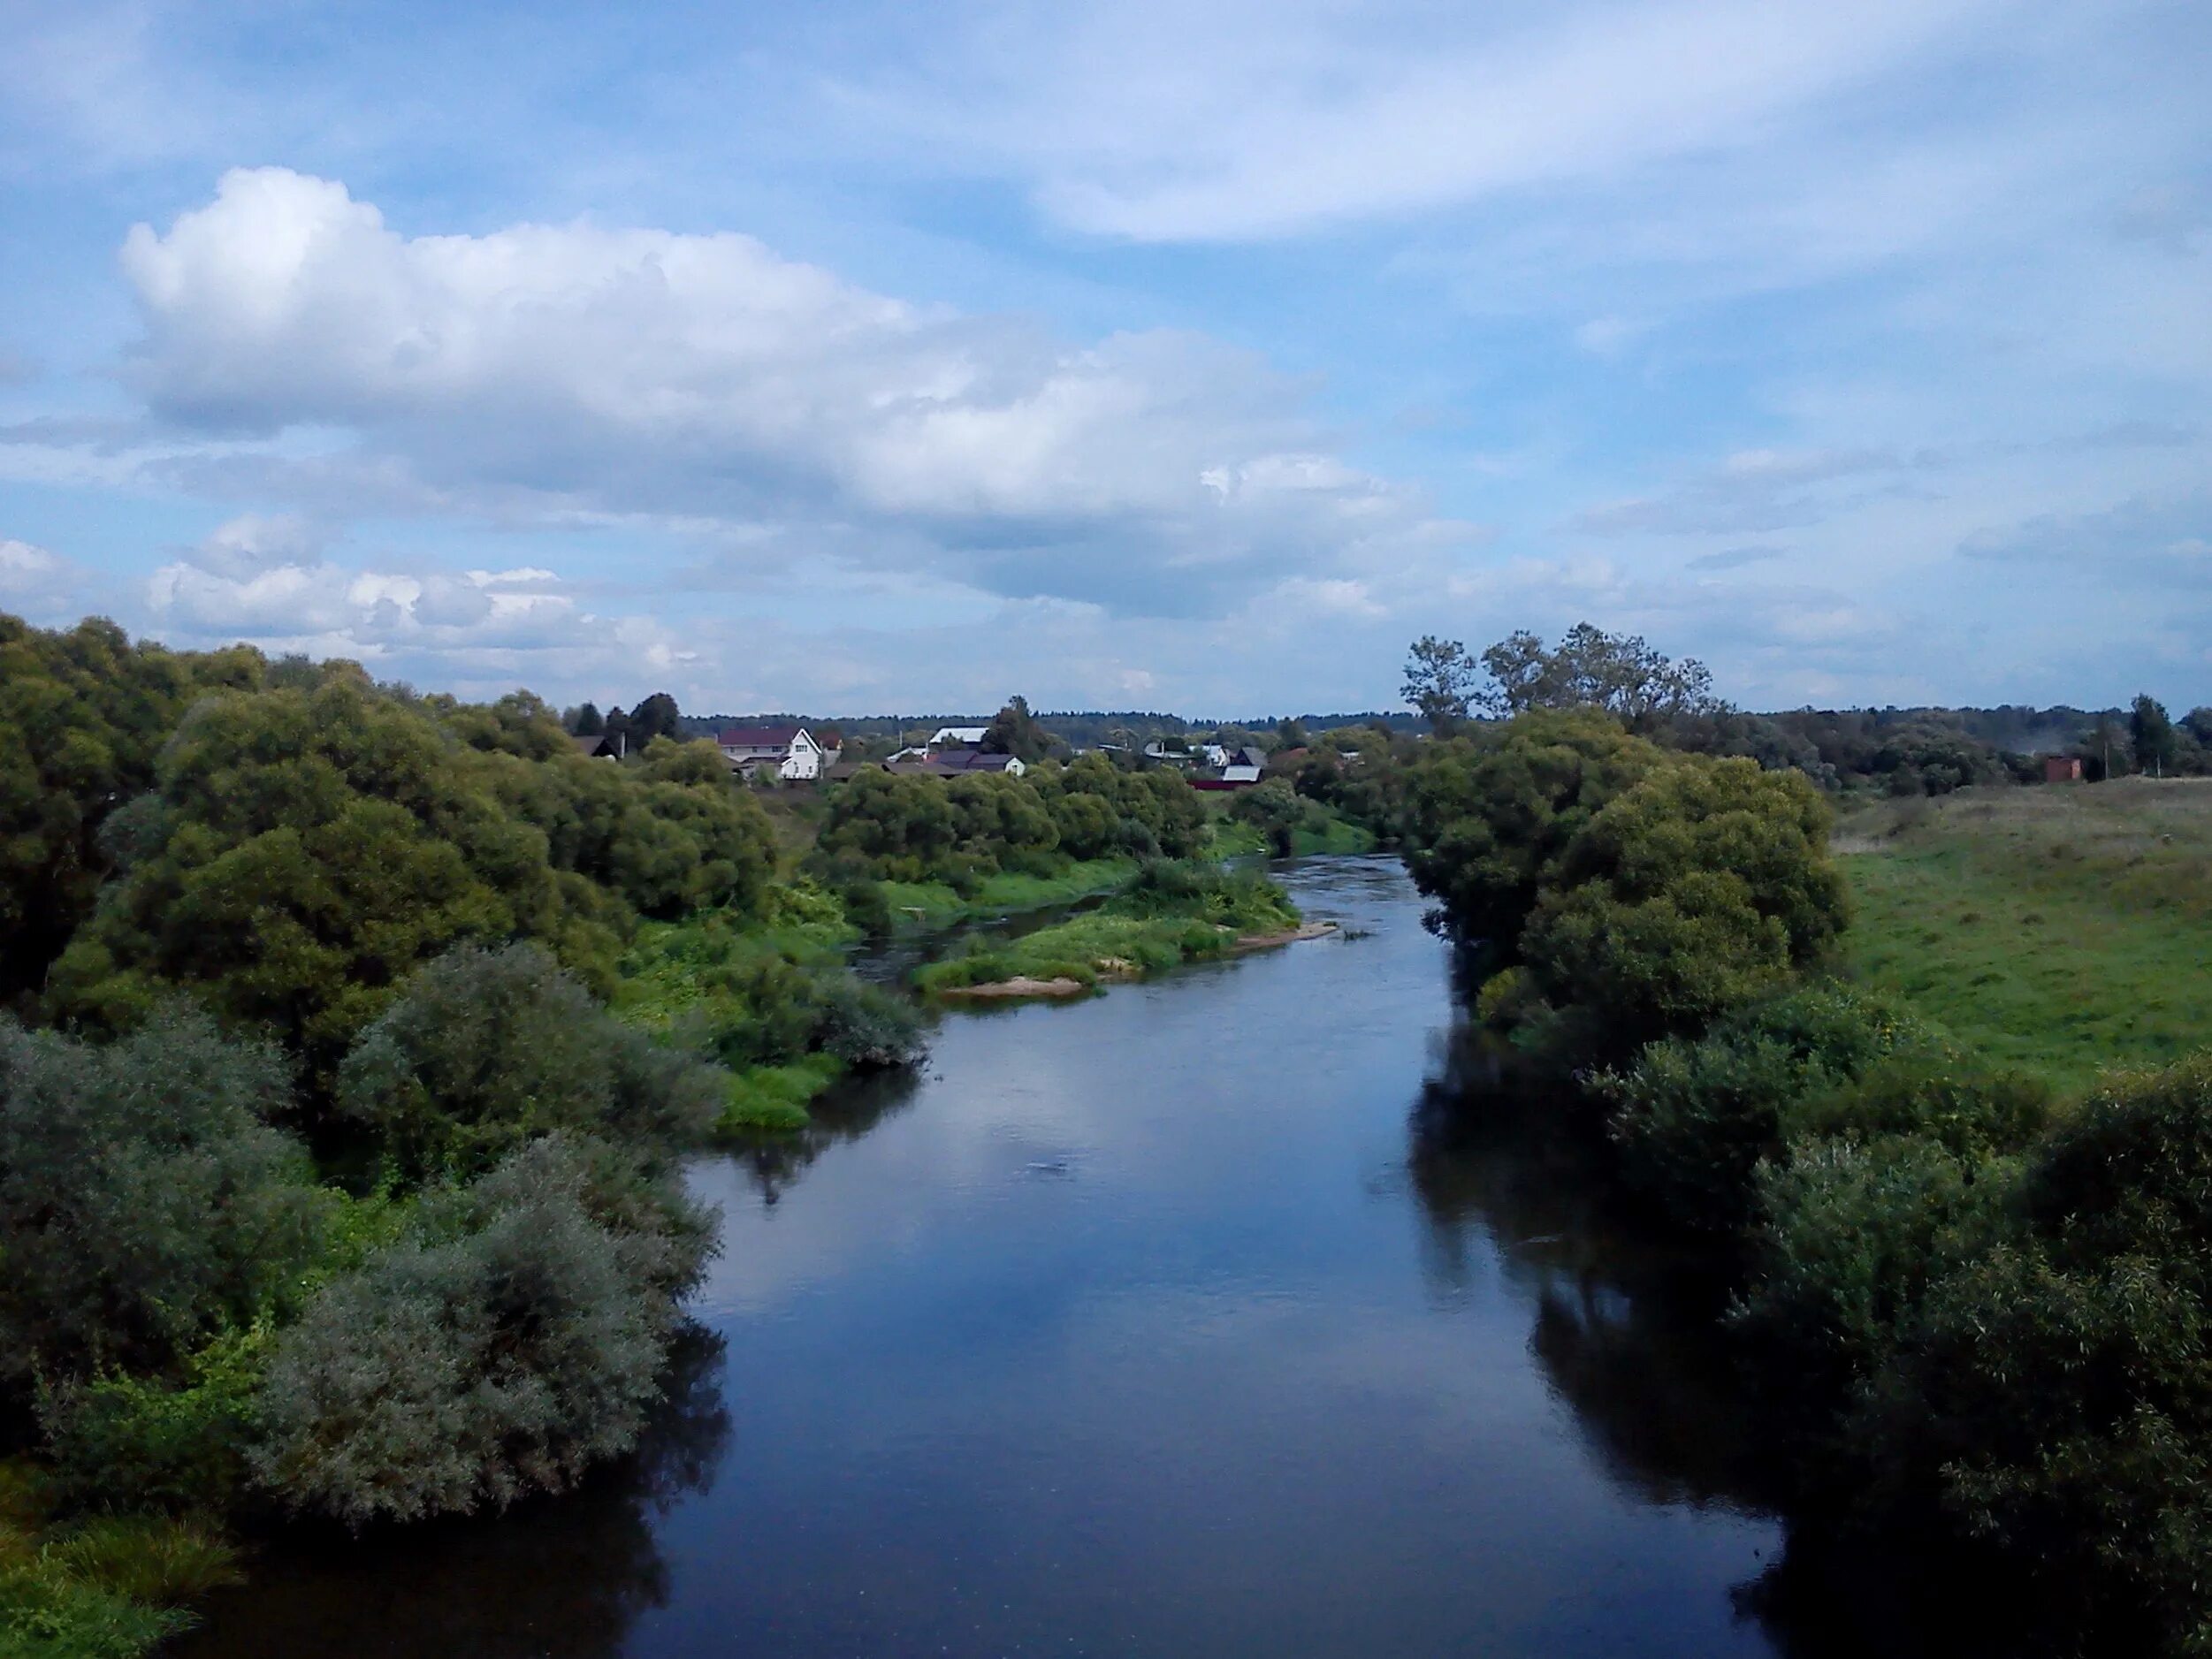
[716,725,836,781]
[570,733,623,760]
[889,750,1026,779]
[931,726,989,749]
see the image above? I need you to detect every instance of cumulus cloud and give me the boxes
[118,168,1468,616]
[0,537,105,623]
[143,524,698,696]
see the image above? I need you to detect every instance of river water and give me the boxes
[180,856,1834,1657]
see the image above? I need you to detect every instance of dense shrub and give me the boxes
[1598,986,1928,1232]
[0,613,263,1001]
[338,943,722,1180]
[1400,709,1665,953]
[1230,778,1306,856]
[0,1009,326,1385]
[1519,757,1846,1050]
[252,1137,703,1526]
[1866,1056,2212,1647]
[1732,1134,2019,1480]
[46,676,774,1091]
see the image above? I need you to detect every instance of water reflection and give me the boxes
[729,1062,920,1203]
[172,1326,732,1659]
[1405,1021,1783,1514]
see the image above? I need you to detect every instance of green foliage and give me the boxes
[339,942,722,1182]
[913,860,1301,993]
[40,1328,272,1514]
[1850,1058,2212,1648]
[1598,986,1932,1232]
[719,1054,842,1136]
[0,613,263,1001]
[1518,757,1848,1047]
[1473,622,1719,730]
[41,1517,245,1604]
[980,695,1056,762]
[1229,778,1306,855]
[252,1136,703,1526]
[45,676,775,1090]
[0,1462,217,1659]
[1401,635,1480,734]
[0,1009,327,1386]
[1400,708,1666,954]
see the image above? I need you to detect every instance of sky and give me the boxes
[1,0,2207,717]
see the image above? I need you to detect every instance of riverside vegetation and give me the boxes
[1388,668,2212,1654]
[0,612,1307,1653]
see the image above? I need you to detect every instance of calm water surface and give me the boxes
[184,856,1814,1657]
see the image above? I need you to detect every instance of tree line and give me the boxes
[1389,631,2212,1654]
[0,612,895,1647]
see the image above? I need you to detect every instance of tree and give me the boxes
[980,696,1053,763]
[1399,709,1667,953]
[569,702,605,737]
[1230,778,1307,856]
[0,613,264,1000]
[2132,695,2177,779]
[337,943,723,1182]
[1519,757,1846,1049]
[1477,623,1719,731]
[0,1008,326,1385]
[1402,635,1480,734]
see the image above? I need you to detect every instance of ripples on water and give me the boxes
[183,856,1942,1658]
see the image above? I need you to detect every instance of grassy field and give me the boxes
[1836,779,2212,1093]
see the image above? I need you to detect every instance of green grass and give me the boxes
[1837,780,2212,1094]
[718,1054,843,1136]
[914,865,1302,994]
[1202,800,1377,859]
[875,857,1138,930]
[0,1460,232,1658]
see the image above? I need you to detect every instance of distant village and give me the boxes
[572,721,1276,788]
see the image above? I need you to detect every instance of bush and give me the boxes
[1732,1134,2018,1480]
[253,1138,700,1526]
[338,943,722,1180]
[0,1009,327,1386]
[41,1328,270,1514]
[1850,1055,2212,1649]
[1598,986,1929,1233]
[813,978,925,1069]
[1521,757,1847,1050]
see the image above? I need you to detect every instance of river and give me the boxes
[179,856,1854,1657]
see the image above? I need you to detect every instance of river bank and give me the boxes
[172,856,1941,1659]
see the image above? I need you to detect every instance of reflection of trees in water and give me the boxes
[735,1063,922,1204]
[173,1324,733,1659]
[1405,1020,1783,1514]
[1407,1024,2050,1659]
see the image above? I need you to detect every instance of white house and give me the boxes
[717,725,830,780]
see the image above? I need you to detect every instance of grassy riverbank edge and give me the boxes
[913,865,1308,998]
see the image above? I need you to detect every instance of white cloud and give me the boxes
[820,0,2010,241]
[0,537,91,620]
[118,168,1469,616]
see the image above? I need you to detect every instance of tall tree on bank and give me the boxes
[1402,635,1481,734]
[1478,623,1718,731]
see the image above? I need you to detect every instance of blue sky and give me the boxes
[2,0,2207,716]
